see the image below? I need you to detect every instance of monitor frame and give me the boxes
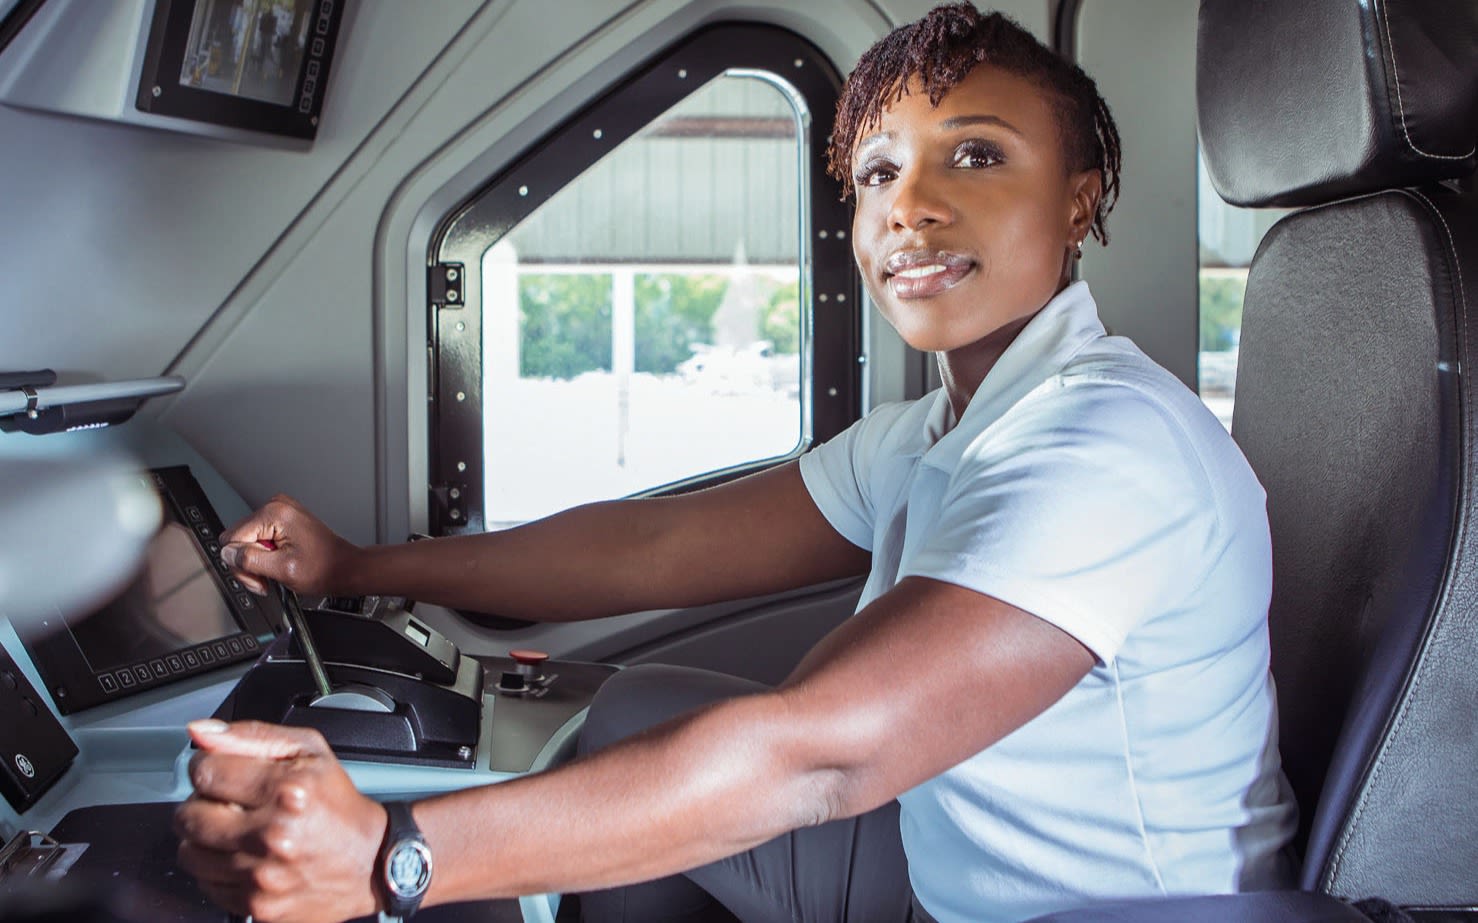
[134,0,345,140]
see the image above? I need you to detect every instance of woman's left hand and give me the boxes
[174,720,388,923]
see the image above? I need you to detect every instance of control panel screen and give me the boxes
[69,522,240,673]
[14,466,281,714]
[135,0,345,141]
[175,0,318,109]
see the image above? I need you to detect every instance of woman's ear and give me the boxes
[1068,168,1103,244]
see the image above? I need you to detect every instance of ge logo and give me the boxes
[14,754,34,779]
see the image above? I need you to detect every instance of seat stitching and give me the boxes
[1377,0,1476,161]
[1410,189,1470,314]
[1324,188,1467,890]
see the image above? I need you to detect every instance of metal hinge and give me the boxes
[428,263,464,308]
[429,481,468,528]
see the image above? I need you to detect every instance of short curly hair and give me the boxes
[826,4,1122,245]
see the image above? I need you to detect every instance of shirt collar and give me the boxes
[915,281,1107,469]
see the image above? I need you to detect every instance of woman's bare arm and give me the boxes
[220,460,870,621]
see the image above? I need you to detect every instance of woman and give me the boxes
[175,7,1296,922]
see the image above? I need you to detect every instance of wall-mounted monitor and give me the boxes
[134,0,344,140]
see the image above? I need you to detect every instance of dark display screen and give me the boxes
[175,0,318,108]
[67,521,240,673]
[14,466,278,715]
[135,0,343,140]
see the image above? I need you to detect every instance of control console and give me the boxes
[220,601,484,769]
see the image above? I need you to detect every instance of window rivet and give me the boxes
[818,230,828,239]
[518,185,529,196]
[446,289,459,301]
[456,391,466,402]
[457,461,467,472]
[836,230,846,239]
[152,85,162,97]
[677,68,688,79]
[828,387,838,397]
[858,355,868,364]
[837,293,847,302]
[450,509,461,520]
[793,59,803,68]
[819,293,829,302]
[450,488,461,499]
[593,128,603,139]
[455,321,466,332]
[446,268,459,282]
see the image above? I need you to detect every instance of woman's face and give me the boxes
[849,64,1099,355]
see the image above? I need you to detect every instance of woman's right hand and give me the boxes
[218,494,360,596]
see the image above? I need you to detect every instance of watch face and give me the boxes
[387,840,432,898]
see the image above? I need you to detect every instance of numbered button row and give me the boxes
[95,635,259,695]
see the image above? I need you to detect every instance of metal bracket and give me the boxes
[429,482,469,528]
[429,263,465,308]
[0,830,71,882]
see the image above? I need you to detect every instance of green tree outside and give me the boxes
[520,271,805,380]
[519,274,613,379]
[760,282,800,355]
[634,274,727,374]
[1199,272,1247,353]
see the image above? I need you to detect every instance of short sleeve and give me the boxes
[900,381,1224,664]
[799,401,921,552]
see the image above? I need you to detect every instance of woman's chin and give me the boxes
[892,323,971,354]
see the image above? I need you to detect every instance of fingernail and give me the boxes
[189,719,229,735]
[220,545,240,569]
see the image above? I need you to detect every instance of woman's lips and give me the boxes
[885,258,976,299]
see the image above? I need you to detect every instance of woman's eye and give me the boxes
[954,141,1005,169]
[853,161,898,187]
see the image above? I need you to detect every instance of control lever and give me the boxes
[258,541,394,714]
[273,579,332,698]
[273,580,396,713]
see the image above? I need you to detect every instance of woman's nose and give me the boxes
[888,169,953,232]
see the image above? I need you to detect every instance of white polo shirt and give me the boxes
[799,282,1297,923]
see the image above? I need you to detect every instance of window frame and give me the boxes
[426,23,860,535]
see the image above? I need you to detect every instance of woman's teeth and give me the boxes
[894,265,948,279]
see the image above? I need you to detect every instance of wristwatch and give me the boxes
[376,801,433,923]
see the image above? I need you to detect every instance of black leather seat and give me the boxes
[1029,1,1477,921]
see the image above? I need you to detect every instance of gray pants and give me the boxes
[575,664,932,923]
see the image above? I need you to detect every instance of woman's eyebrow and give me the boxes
[939,114,1024,137]
[853,113,1023,162]
[854,130,894,158]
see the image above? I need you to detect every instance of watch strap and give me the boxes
[377,800,431,922]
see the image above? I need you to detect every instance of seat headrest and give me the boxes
[1197,0,1477,208]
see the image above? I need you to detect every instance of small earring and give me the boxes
[1073,241,1084,260]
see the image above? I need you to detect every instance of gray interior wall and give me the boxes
[1075,0,1199,389]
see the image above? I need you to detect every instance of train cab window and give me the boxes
[1197,150,1291,428]
[429,26,858,534]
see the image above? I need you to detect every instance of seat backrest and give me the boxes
[1197,0,1478,906]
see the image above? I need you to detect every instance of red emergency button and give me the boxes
[508,649,549,689]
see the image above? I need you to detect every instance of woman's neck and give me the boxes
[938,274,1075,423]
[937,311,1035,422]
